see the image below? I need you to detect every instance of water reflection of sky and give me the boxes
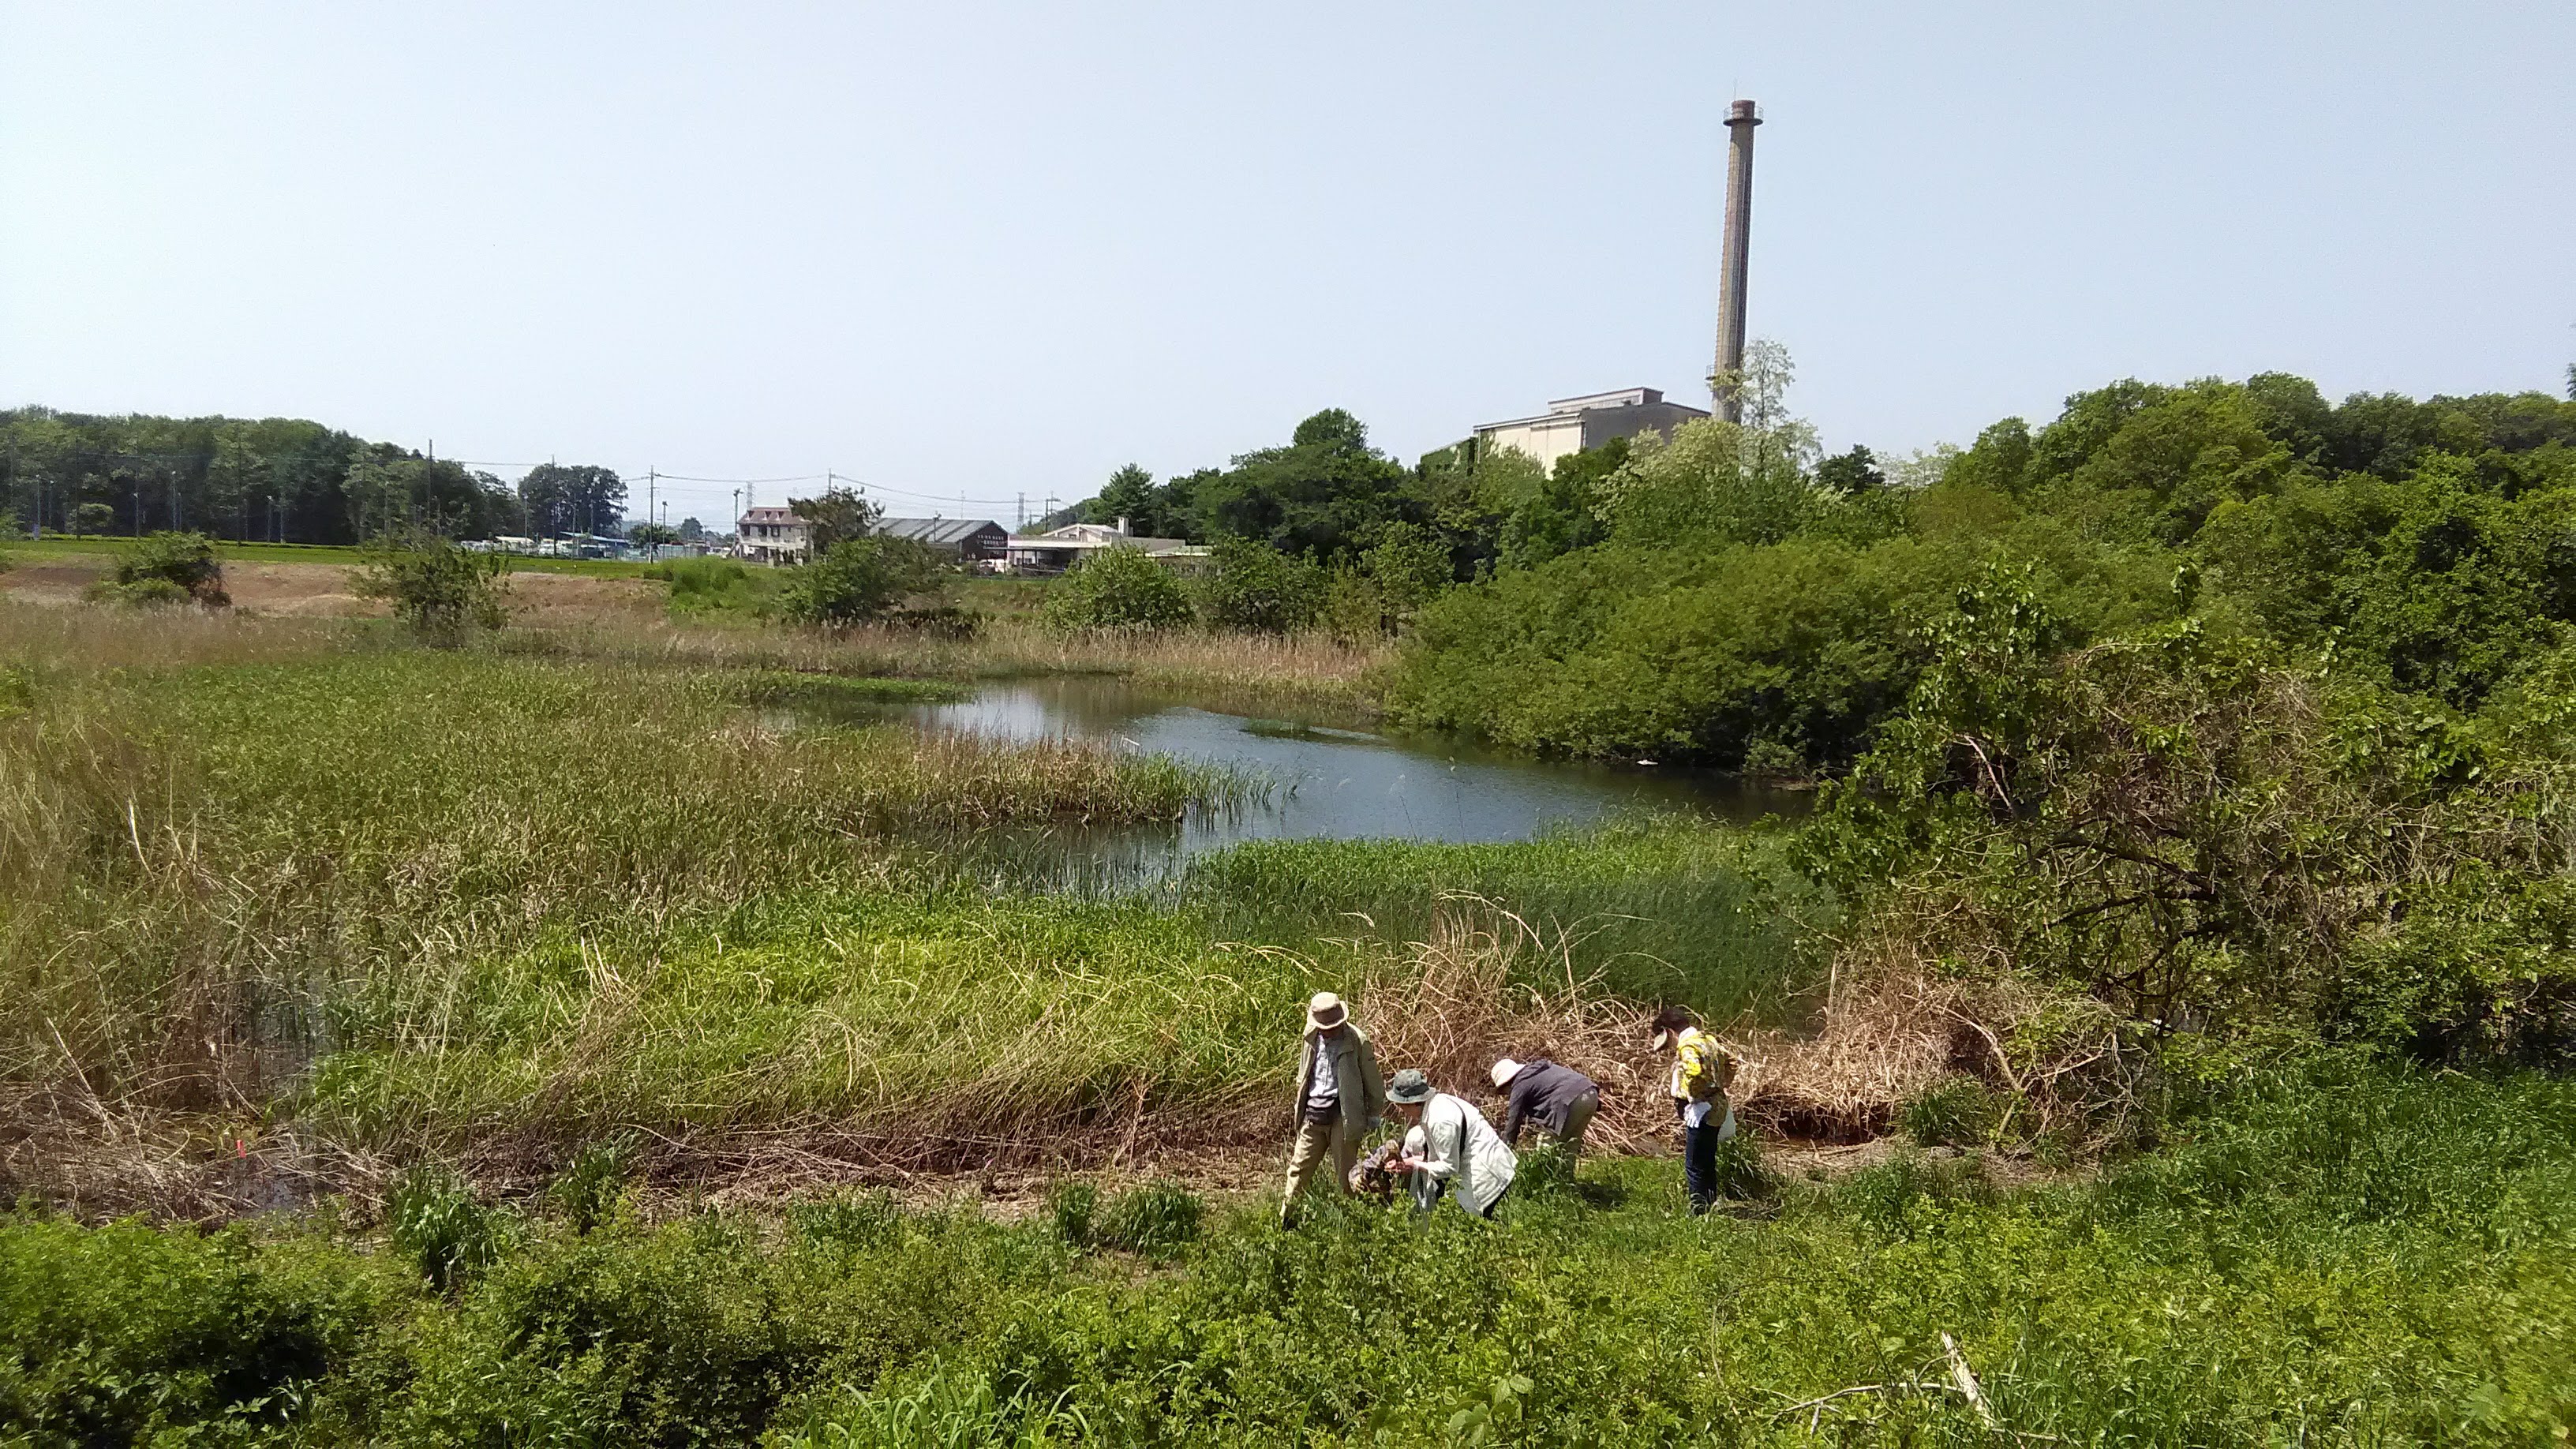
[830,679,1804,875]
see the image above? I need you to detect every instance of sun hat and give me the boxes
[1304,990,1349,1033]
[1387,1069,1432,1104]
[1490,1058,1523,1088]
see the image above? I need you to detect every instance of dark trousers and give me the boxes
[1683,1118,1721,1215]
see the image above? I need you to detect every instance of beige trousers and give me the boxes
[1279,1114,1357,1223]
[1551,1088,1602,1159]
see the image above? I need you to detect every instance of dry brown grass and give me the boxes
[1350,900,1981,1155]
[0,595,344,669]
[510,614,1391,714]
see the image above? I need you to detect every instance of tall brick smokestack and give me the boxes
[1713,98,1762,423]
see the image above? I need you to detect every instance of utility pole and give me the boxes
[646,467,657,546]
[1017,492,1026,530]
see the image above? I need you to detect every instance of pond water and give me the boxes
[789,676,1806,883]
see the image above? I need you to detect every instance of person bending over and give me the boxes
[1387,1069,1517,1218]
[1491,1056,1601,1163]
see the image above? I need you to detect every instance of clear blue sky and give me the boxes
[4,2,2569,525]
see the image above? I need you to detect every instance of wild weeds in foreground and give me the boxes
[2,1057,2570,1444]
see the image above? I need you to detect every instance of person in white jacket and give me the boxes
[1385,1068,1516,1218]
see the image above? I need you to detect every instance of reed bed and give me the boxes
[504,613,1391,715]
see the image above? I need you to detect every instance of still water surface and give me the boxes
[796,677,1804,880]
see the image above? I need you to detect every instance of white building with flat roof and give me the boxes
[1005,521,1205,575]
[1472,387,1709,474]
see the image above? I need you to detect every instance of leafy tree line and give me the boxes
[1383,354,2576,774]
[0,407,627,544]
[1048,350,1915,642]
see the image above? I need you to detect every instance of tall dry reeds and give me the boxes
[507,613,1391,716]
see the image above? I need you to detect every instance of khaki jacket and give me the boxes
[1292,1024,1385,1133]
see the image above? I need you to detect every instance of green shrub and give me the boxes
[1045,1181,1099,1246]
[356,530,511,643]
[87,530,229,608]
[1900,1076,1999,1147]
[122,531,228,604]
[1705,1133,1776,1204]
[1320,563,1389,644]
[650,555,780,620]
[1092,1181,1202,1256]
[791,1190,904,1252]
[1047,1180,1200,1257]
[549,1134,638,1234]
[782,536,945,627]
[398,1218,822,1447]
[88,575,192,608]
[1042,545,1194,631]
[1512,1139,1578,1196]
[0,1215,399,1443]
[775,1361,1091,1448]
[1388,527,2174,769]
[1198,536,1326,634]
[389,1166,509,1293]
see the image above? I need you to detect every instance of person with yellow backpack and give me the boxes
[1651,1005,1741,1215]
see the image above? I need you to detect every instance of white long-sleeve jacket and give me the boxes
[1408,1093,1517,1215]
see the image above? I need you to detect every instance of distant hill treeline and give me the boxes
[0,407,626,544]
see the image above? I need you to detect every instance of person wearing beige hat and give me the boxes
[1278,990,1384,1227]
[1492,1057,1602,1163]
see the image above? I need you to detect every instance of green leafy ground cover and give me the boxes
[4,1057,2569,1445]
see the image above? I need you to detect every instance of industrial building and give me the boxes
[1466,97,1763,468]
[1005,520,1204,575]
[1471,388,1711,474]
[878,517,1009,563]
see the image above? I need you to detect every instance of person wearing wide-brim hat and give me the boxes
[1279,990,1385,1227]
[1491,1056,1602,1164]
[1387,1069,1517,1218]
